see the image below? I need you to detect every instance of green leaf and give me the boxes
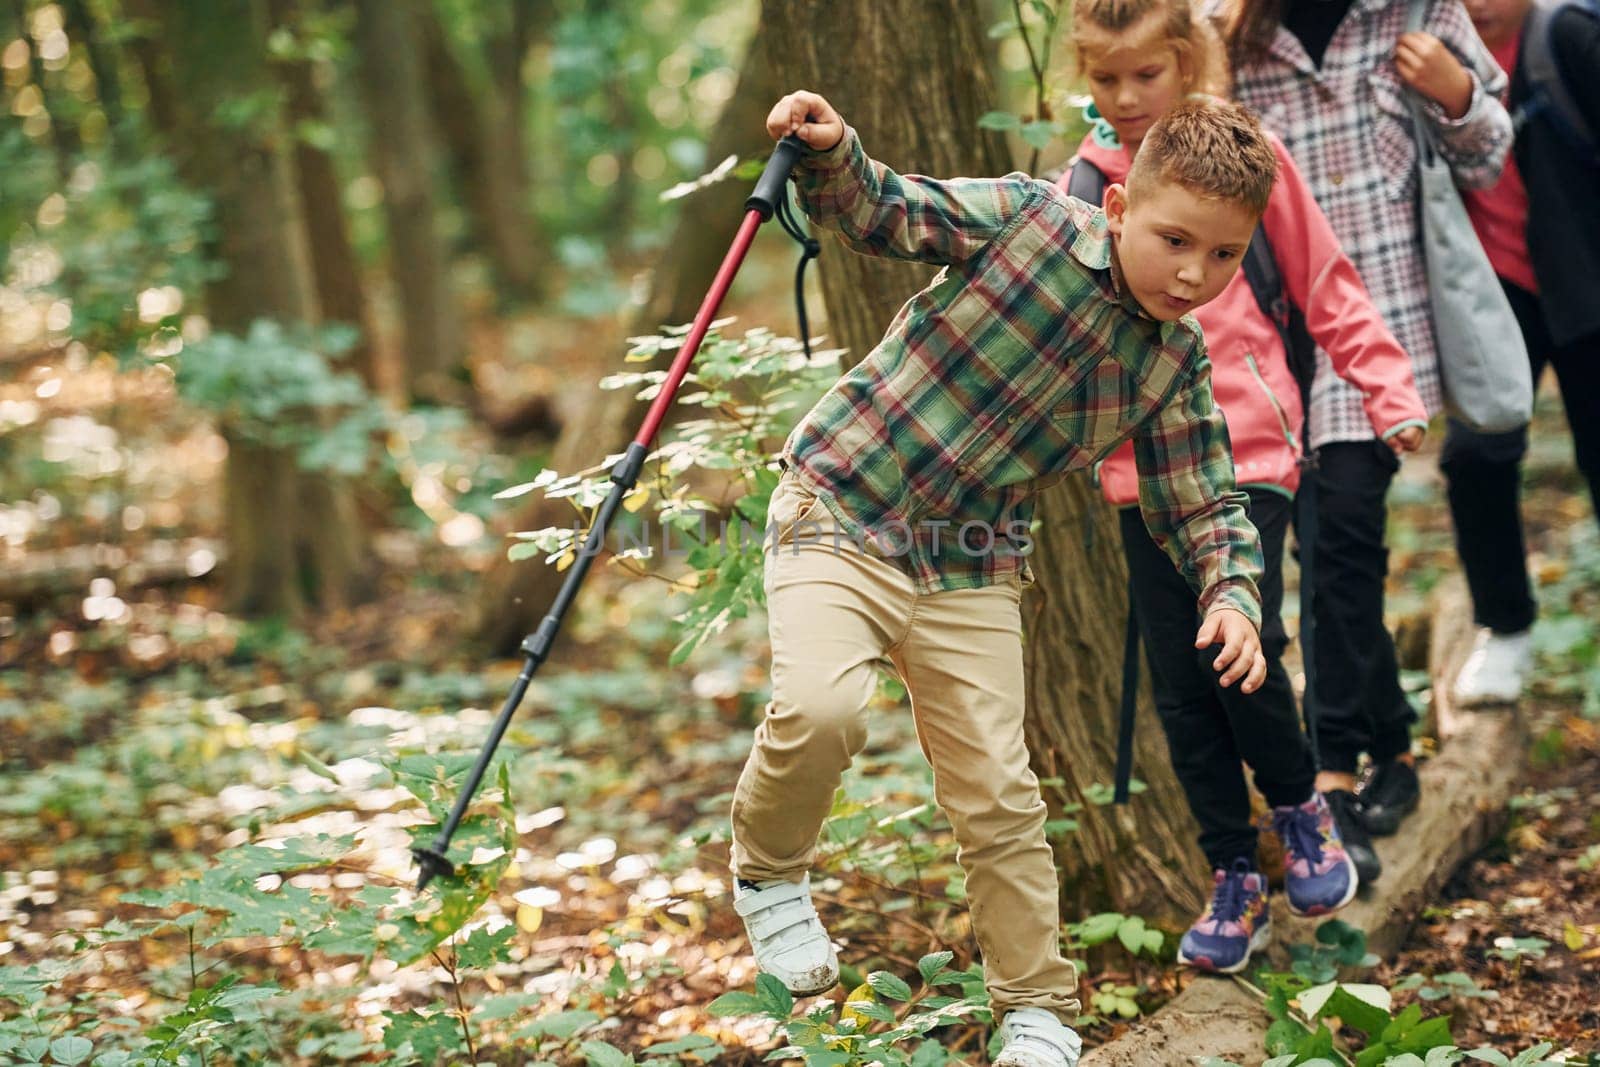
[978,110,1022,132]
[455,924,517,969]
[514,1009,600,1041]
[1116,915,1147,956]
[580,1040,636,1067]
[1020,120,1058,151]
[1317,984,1392,1037]
[707,990,766,1017]
[1464,1050,1512,1067]
[918,951,955,984]
[1075,912,1125,945]
[643,1034,723,1059]
[1264,1018,1305,1056]
[1297,981,1340,1019]
[756,972,794,1018]
[48,1037,93,1065]
[868,971,913,1002]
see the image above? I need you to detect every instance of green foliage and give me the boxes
[171,320,374,469]
[1392,972,1499,1003]
[1066,912,1165,960]
[1,752,517,1064]
[496,321,842,665]
[1277,918,1381,985]
[709,953,991,1066]
[1230,922,1570,1067]
[0,136,215,359]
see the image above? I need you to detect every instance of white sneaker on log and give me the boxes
[733,874,838,996]
[1452,627,1533,707]
[994,1007,1083,1067]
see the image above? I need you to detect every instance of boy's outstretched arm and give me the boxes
[1132,357,1268,692]
[765,89,1030,268]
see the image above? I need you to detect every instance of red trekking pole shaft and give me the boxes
[413,136,808,891]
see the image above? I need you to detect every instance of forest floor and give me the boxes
[2,326,1596,1063]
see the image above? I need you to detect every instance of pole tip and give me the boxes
[412,845,453,892]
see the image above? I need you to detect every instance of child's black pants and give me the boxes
[1119,491,1315,870]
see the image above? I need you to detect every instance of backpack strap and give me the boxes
[1114,577,1140,805]
[1514,0,1600,166]
[1066,156,1110,205]
[1239,223,1317,428]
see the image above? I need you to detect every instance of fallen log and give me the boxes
[1082,576,1526,1066]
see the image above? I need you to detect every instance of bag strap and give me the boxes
[1402,0,1451,164]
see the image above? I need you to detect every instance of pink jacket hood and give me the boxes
[1064,133,1427,505]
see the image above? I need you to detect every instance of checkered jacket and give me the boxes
[1216,0,1513,448]
[780,128,1264,626]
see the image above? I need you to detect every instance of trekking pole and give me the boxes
[412,135,809,892]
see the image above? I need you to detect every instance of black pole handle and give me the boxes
[745,134,805,219]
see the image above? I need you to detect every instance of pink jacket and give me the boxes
[1062,134,1428,505]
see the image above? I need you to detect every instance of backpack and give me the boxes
[1066,158,1325,801]
[1513,0,1600,167]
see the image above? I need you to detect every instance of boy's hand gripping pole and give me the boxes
[413,136,808,891]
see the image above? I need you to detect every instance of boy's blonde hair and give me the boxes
[1070,0,1231,95]
[1126,97,1277,215]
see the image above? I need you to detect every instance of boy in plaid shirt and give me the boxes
[730,90,1276,1067]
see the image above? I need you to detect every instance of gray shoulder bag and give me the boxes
[1404,0,1532,433]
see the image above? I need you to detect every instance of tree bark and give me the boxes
[417,0,544,304]
[762,0,1210,929]
[756,0,1012,369]
[472,18,778,653]
[352,0,462,403]
[267,0,377,390]
[157,0,370,618]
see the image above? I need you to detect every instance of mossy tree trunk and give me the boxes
[158,0,371,617]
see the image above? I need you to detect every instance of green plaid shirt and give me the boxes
[782,129,1263,626]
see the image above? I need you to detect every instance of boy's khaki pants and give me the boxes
[730,472,1080,1021]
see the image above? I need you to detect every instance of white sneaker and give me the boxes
[995,1007,1083,1067]
[1452,627,1533,708]
[732,874,838,996]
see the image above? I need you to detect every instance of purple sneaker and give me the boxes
[1178,859,1270,974]
[1273,793,1359,917]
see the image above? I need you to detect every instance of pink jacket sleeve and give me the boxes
[1264,137,1428,439]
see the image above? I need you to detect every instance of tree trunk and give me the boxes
[121,0,180,140]
[60,0,124,144]
[352,0,462,403]
[762,0,1210,929]
[10,0,80,178]
[157,0,370,618]
[268,0,377,390]
[417,1,544,304]
[472,18,778,654]
[488,0,546,265]
[757,0,1013,368]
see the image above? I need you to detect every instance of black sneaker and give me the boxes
[1357,759,1420,837]
[1325,789,1380,885]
